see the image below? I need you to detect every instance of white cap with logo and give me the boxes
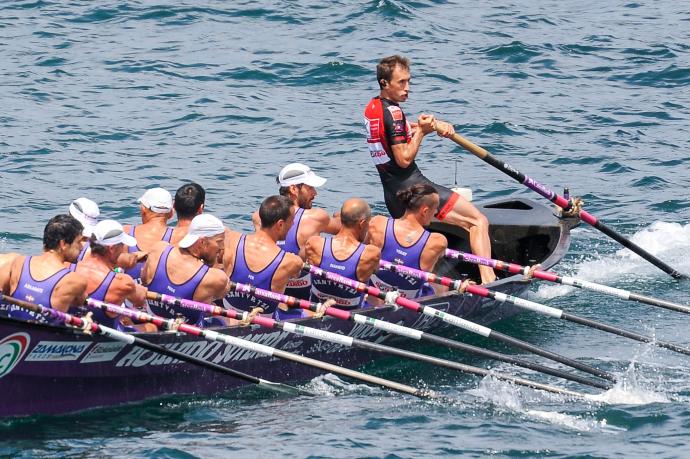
[91,220,137,247]
[69,197,100,236]
[277,163,327,188]
[138,188,173,214]
[178,214,225,249]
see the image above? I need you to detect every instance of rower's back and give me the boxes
[223,196,303,318]
[368,184,448,300]
[123,187,174,282]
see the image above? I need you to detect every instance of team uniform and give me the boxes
[310,237,368,309]
[0,257,70,324]
[276,207,311,300]
[224,235,305,320]
[146,245,209,327]
[364,96,458,219]
[369,219,435,299]
[124,226,173,282]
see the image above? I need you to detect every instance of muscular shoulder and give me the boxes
[282,252,304,277]
[428,232,448,251]
[112,273,137,296]
[303,208,330,231]
[368,216,388,246]
[64,271,88,295]
[363,244,381,261]
[205,267,229,297]
[304,235,325,264]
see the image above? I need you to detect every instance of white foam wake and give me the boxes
[534,221,690,300]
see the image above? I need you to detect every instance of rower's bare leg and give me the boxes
[436,195,496,284]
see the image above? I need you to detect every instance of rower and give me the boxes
[0,215,88,323]
[225,195,304,319]
[68,197,100,262]
[306,198,381,309]
[123,187,175,282]
[142,214,229,327]
[363,55,495,283]
[368,183,448,302]
[170,182,205,246]
[74,219,155,332]
[252,163,341,300]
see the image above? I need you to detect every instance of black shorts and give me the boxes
[379,166,459,220]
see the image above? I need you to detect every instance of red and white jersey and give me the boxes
[363,97,412,173]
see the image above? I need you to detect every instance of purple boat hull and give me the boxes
[0,198,574,418]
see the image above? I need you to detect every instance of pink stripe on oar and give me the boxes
[578,210,598,226]
[395,296,422,312]
[534,271,559,282]
[324,307,351,320]
[554,195,571,209]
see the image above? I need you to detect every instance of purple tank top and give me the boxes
[310,237,367,309]
[125,225,174,282]
[370,219,431,298]
[86,271,124,330]
[277,208,312,301]
[146,246,209,327]
[224,235,285,315]
[77,241,89,262]
[1,257,71,323]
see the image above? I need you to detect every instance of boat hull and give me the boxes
[0,197,575,418]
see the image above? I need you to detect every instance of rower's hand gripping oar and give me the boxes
[145,288,589,397]
[306,263,615,382]
[445,248,690,315]
[380,260,690,357]
[0,294,309,397]
[437,127,687,280]
[86,297,434,399]
[224,282,610,390]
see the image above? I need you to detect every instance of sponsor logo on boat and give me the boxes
[287,279,309,288]
[0,333,31,378]
[80,342,126,364]
[115,330,291,368]
[25,341,91,362]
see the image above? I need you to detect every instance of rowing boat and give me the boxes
[0,197,576,418]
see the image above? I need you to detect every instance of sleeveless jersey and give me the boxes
[86,271,124,330]
[125,225,173,282]
[224,235,286,316]
[370,219,431,298]
[277,208,311,300]
[310,237,367,309]
[0,257,71,323]
[77,241,89,262]
[146,246,209,327]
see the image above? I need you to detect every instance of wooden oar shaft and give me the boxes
[442,130,687,279]
[88,297,432,398]
[445,248,690,315]
[309,264,615,381]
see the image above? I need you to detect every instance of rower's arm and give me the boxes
[356,245,381,283]
[420,233,449,273]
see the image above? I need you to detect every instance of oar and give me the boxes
[445,248,690,315]
[223,283,610,390]
[306,264,615,381]
[83,298,433,398]
[0,294,308,397]
[146,289,592,397]
[379,260,690,357]
[437,127,687,280]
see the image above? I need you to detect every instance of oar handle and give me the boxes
[442,128,687,279]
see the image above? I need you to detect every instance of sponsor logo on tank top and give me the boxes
[23,283,44,294]
[328,263,346,271]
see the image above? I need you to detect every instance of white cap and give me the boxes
[138,188,173,214]
[277,163,327,188]
[91,220,137,247]
[69,197,100,236]
[178,214,225,249]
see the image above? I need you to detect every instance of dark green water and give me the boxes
[1,1,690,457]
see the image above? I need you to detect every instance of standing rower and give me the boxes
[0,215,88,322]
[142,214,229,327]
[252,163,340,300]
[123,187,174,282]
[74,220,154,332]
[368,184,448,301]
[363,55,495,283]
[170,182,206,246]
[226,196,304,319]
[306,198,380,309]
